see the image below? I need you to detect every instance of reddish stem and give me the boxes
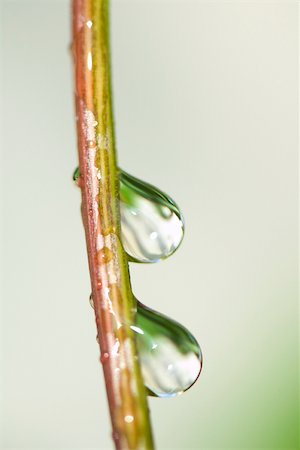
[72,0,154,448]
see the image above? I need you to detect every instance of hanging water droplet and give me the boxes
[120,170,184,263]
[88,292,200,396]
[73,167,184,263]
[133,301,202,398]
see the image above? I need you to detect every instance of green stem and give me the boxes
[72,1,154,448]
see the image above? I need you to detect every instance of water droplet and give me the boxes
[72,167,80,186]
[101,352,109,363]
[89,293,94,308]
[120,170,184,263]
[87,139,96,148]
[72,167,184,263]
[133,301,202,398]
[97,247,113,264]
[89,292,201,396]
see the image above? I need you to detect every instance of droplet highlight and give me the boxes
[133,301,202,398]
[120,170,184,263]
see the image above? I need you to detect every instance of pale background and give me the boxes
[1,1,299,449]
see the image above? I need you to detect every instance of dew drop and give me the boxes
[72,167,80,186]
[97,247,113,264]
[87,139,96,148]
[73,167,184,263]
[101,352,110,363]
[89,292,201,396]
[133,301,202,398]
[120,170,184,263]
[89,293,94,308]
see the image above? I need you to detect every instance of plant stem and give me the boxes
[72,1,154,448]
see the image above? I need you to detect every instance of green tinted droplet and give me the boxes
[73,167,185,263]
[120,171,184,263]
[132,301,202,398]
[73,167,80,185]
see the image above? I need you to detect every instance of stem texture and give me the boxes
[72,1,154,448]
